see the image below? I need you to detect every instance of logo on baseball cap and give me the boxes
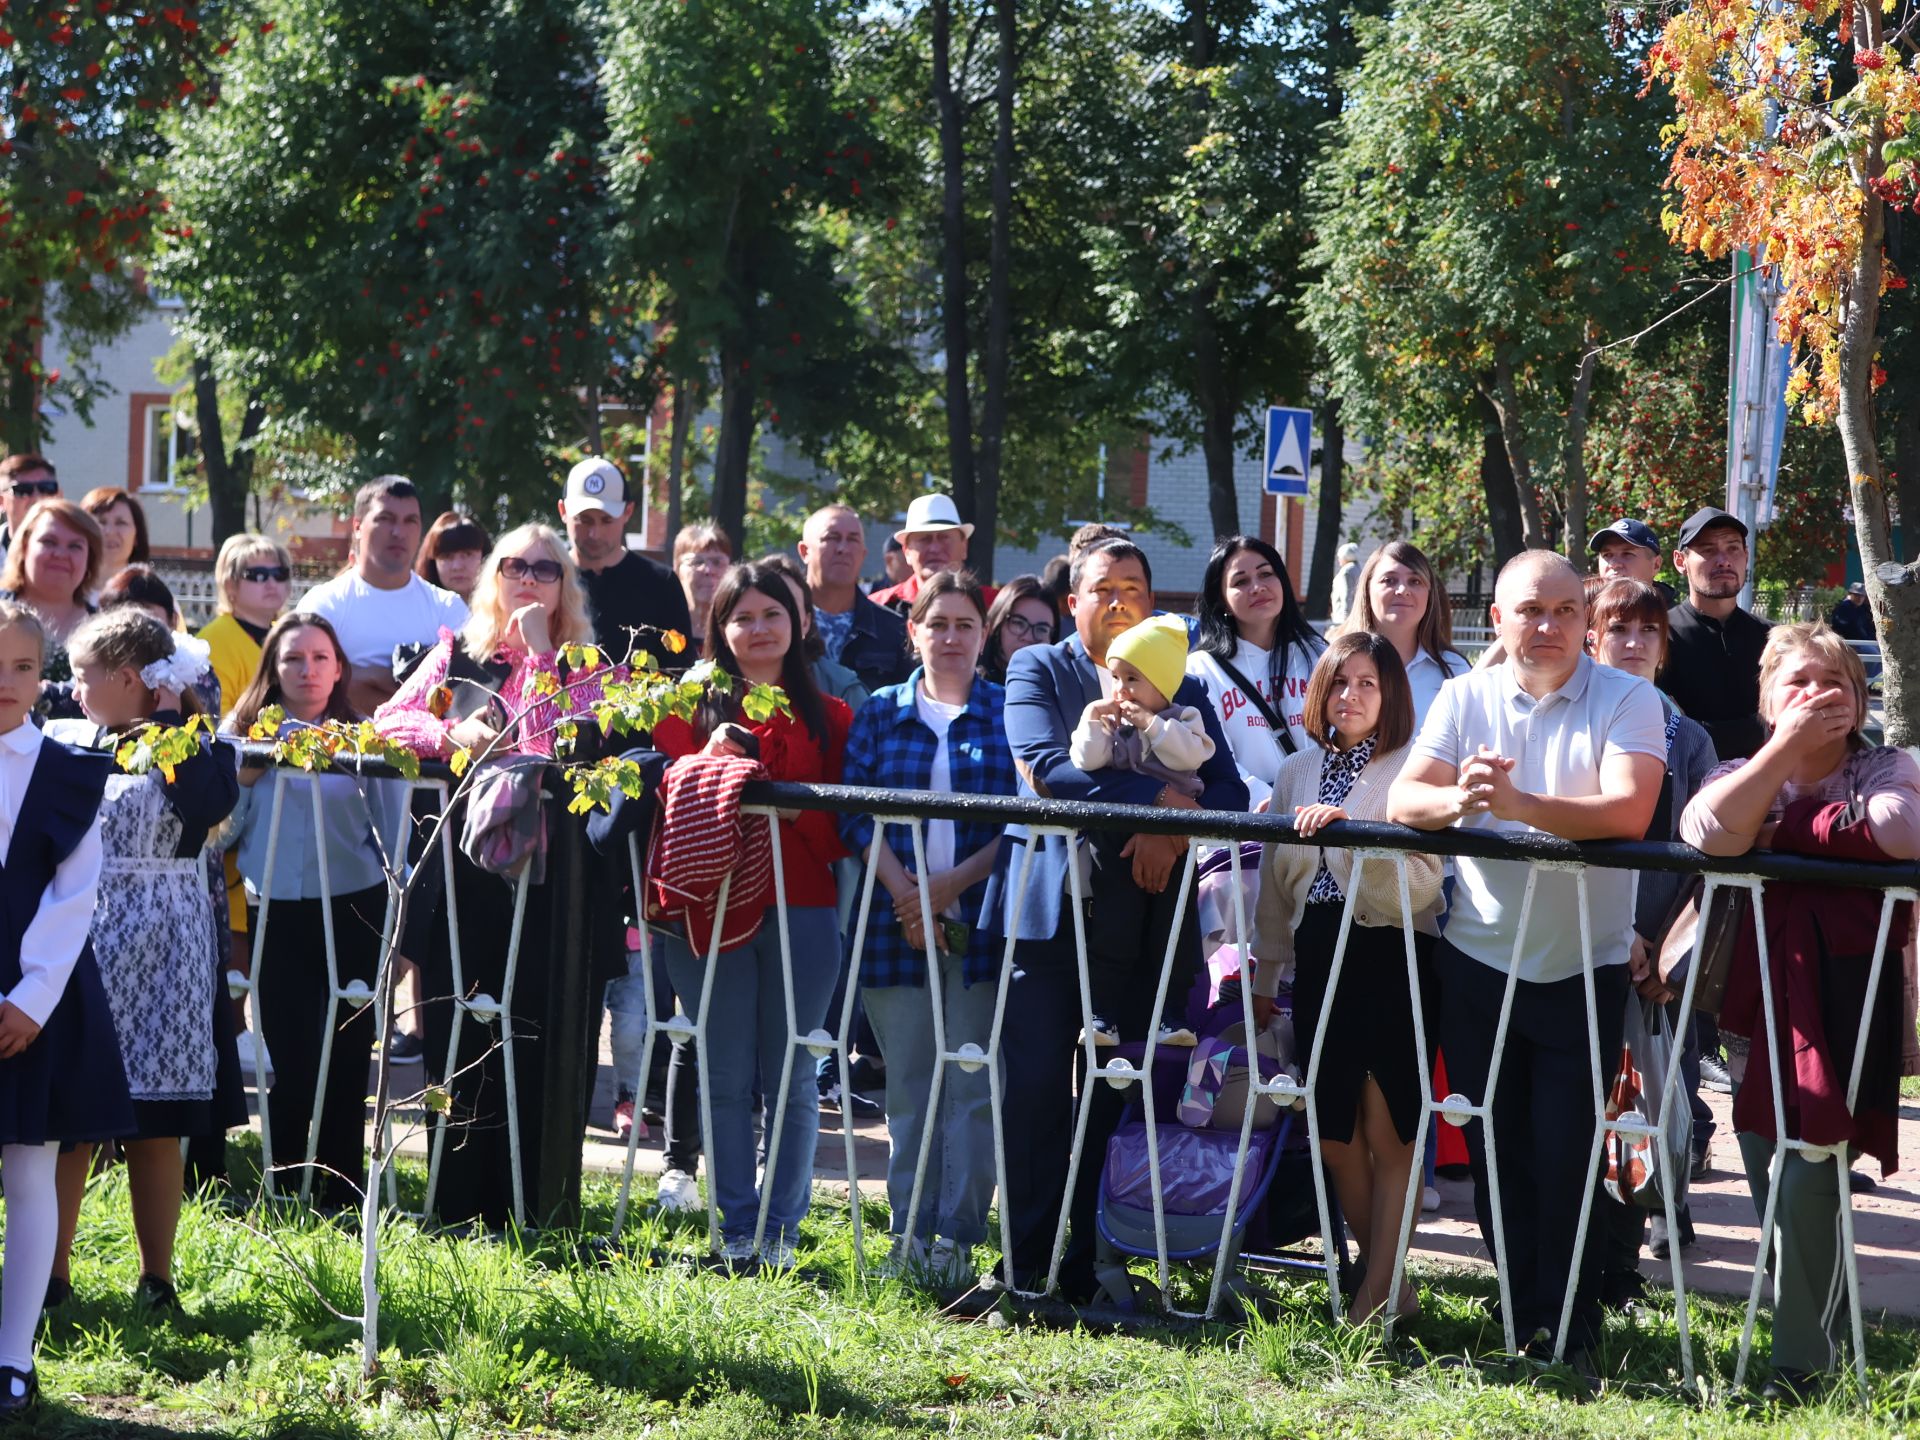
[563,457,629,517]
[1587,517,1661,556]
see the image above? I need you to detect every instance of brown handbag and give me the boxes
[1656,878,1752,1018]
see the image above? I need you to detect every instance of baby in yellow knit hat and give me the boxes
[1069,613,1215,797]
[1068,613,1215,1048]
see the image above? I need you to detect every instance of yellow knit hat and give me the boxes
[1106,614,1190,705]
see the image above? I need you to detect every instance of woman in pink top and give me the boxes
[375,524,623,1226]
[376,523,616,760]
[1680,622,1920,1400]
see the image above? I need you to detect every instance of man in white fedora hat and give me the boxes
[870,492,993,613]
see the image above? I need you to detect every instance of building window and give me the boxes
[144,403,196,492]
[596,404,652,542]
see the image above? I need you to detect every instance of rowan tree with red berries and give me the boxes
[1651,0,1920,739]
[0,0,224,452]
[153,0,641,521]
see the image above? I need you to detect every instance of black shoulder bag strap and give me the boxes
[1213,654,1298,756]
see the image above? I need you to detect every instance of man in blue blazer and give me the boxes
[983,538,1248,1299]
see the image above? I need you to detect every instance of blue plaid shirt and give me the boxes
[839,672,1014,988]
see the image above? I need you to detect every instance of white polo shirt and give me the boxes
[300,571,468,681]
[1409,655,1665,983]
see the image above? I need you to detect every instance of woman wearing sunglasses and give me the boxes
[375,523,623,1226]
[199,534,295,721]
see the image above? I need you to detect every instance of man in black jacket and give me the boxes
[557,457,692,665]
[798,503,909,692]
[1660,506,1772,762]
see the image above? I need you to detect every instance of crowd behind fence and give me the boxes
[224,751,1918,1395]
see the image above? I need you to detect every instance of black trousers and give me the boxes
[253,886,386,1210]
[1438,940,1627,1350]
[998,922,1164,1298]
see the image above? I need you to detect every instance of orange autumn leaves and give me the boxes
[1648,0,1919,426]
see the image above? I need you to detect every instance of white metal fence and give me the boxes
[226,759,1914,1396]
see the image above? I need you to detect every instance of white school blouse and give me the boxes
[0,721,105,1027]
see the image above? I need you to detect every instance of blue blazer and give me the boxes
[981,634,1248,943]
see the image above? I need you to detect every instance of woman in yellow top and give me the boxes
[197,534,293,720]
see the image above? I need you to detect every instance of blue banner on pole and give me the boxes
[1264,407,1312,497]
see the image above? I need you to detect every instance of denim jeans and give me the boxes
[660,906,840,1246]
[604,951,652,1100]
[862,952,997,1247]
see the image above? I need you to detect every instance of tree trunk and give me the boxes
[2,361,37,457]
[1306,397,1345,617]
[1192,275,1242,543]
[583,381,604,455]
[711,355,756,556]
[195,355,266,546]
[1488,358,1549,550]
[969,0,1017,581]
[931,0,977,528]
[1886,206,1920,565]
[1844,55,1918,743]
[665,383,691,547]
[1475,391,1525,566]
[1561,342,1599,568]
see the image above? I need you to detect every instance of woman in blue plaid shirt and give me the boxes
[839,571,1016,1287]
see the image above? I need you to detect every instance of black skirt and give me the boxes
[1292,901,1429,1147]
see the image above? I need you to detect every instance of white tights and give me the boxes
[0,1142,58,1376]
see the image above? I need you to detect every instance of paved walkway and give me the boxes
[349,1048,1920,1318]
[558,1058,1920,1320]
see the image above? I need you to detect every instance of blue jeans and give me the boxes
[862,953,997,1247]
[660,906,840,1246]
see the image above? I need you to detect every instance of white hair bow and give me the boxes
[140,632,213,694]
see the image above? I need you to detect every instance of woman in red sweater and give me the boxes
[649,562,851,1267]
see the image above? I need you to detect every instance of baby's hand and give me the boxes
[0,1001,41,1059]
[1115,699,1155,731]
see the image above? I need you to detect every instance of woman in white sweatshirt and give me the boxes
[1186,535,1326,812]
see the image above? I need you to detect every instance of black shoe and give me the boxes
[1761,1366,1821,1405]
[1848,1169,1878,1195]
[1599,1269,1647,1312]
[1699,1054,1733,1094]
[0,1365,36,1418]
[135,1273,183,1313]
[1690,1147,1711,1182]
[388,1029,425,1063]
[40,1275,70,1311]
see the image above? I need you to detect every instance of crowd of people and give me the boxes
[0,443,1905,1411]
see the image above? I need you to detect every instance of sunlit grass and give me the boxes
[28,1134,1918,1437]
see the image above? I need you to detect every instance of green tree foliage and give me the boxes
[0,1,225,451]
[155,0,631,520]
[1305,0,1675,563]
[1086,1,1315,543]
[807,1,1165,570]
[599,0,901,556]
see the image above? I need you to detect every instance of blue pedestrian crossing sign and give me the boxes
[1264,406,1313,497]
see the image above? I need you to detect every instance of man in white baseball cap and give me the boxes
[869,492,988,613]
[556,456,690,665]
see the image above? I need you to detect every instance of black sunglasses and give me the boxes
[242,565,292,584]
[7,479,59,498]
[499,557,565,584]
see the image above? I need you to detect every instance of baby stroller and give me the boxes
[1092,1009,1300,1315]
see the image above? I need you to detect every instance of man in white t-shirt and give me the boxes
[302,476,468,716]
[1389,550,1665,1363]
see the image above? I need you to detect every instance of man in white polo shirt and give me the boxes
[303,475,469,716]
[1389,550,1665,1363]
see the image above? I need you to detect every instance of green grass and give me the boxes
[25,1135,1920,1438]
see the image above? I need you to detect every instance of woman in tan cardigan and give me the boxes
[1252,631,1443,1320]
